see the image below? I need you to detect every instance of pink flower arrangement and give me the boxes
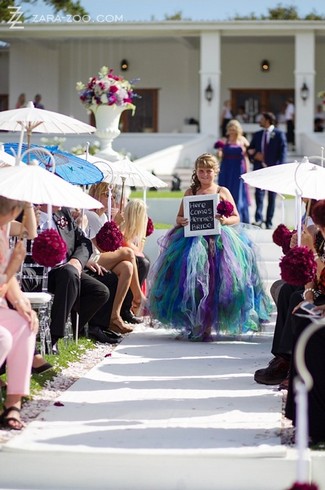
[32,229,67,267]
[217,200,234,218]
[273,224,294,255]
[280,246,317,286]
[76,66,138,111]
[146,217,154,237]
[95,220,123,252]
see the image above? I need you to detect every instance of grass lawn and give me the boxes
[130,190,183,199]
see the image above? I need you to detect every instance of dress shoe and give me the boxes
[88,326,120,344]
[32,362,54,375]
[121,310,143,324]
[105,329,123,340]
[254,356,290,385]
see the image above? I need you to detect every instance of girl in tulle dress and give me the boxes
[148,153,271,341]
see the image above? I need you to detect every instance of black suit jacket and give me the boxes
[53,208,92,268]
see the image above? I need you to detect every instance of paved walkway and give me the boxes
[1,323,298,490]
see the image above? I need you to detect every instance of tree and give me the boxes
[233,3,325,21]
[0,0,88,22]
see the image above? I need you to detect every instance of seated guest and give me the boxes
[86,183,146,332]
[0,196,38,430]
[254,199,318,389]
[119,199,151,324]
[38,205,117,345]
[285,200,325,444]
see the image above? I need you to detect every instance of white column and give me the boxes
[295,32,315,154]
[199,32,221,138]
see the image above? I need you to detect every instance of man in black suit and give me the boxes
[248,112,287,229]
[40,207,119,346]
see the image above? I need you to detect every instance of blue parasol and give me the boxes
[3,143,103,185]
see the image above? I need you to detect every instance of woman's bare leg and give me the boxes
[98,248,145,310]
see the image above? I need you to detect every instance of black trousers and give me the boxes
[285,294,325,443]
[271,283,302,358]
[47,265,110,338]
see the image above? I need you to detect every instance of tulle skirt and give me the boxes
[148,225,272,340]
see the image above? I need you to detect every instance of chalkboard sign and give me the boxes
[183,194,220,237]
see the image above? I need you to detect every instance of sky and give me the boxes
[19,0,325,22]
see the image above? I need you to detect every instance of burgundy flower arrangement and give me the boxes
[217,200,234,218]
[95,220,123,252]
[214,140,225,150]
[146,217,154,237]
[280,246,317,286]
[32,229,67,267]
[287,483,319,489]
[273,224,294,255]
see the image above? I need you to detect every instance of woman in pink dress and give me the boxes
[0,196,38,430]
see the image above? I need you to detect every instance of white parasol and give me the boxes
[241,158,325,200]
[0,101,95,162]
[78,153,168,189]
[0,148,16,167]
[242,157,325,245]
[0,162,103,209]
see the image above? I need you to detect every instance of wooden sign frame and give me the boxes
[183,194,220,237]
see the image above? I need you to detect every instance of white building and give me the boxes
[0,20,325,169]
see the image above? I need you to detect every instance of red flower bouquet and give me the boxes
[32,229,67,267]
[214,140,225,150]
[146,217,154,237]
[287,483,319,489]
[273,224,294,255]
[217,200,234,218]
[95,220,123,252]
[280,246,317,286]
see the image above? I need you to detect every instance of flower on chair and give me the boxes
[32,229,67,267]
[76,66,139,111]
[280,246,317,286]
[146,217,155,237]
[272,224,294,255]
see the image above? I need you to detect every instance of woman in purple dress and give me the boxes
[215,119,250,223]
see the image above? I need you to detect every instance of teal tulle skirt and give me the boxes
[148,225,272,340]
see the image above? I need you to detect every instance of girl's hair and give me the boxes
[190,153,219,194]
[88,182,109,202]
[0,196,24,215]
[120,199,148,245]
[311,200,325,228]
[226,119,243,136]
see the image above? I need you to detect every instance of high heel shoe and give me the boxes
[109,318,133,335]
[131,296,147,316]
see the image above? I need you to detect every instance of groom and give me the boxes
[248,112,287,229]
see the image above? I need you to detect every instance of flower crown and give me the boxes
[76,66,138,111]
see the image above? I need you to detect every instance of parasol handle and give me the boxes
[20,147,56,228]
[120,176,126,212]
[16,125,25,165]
